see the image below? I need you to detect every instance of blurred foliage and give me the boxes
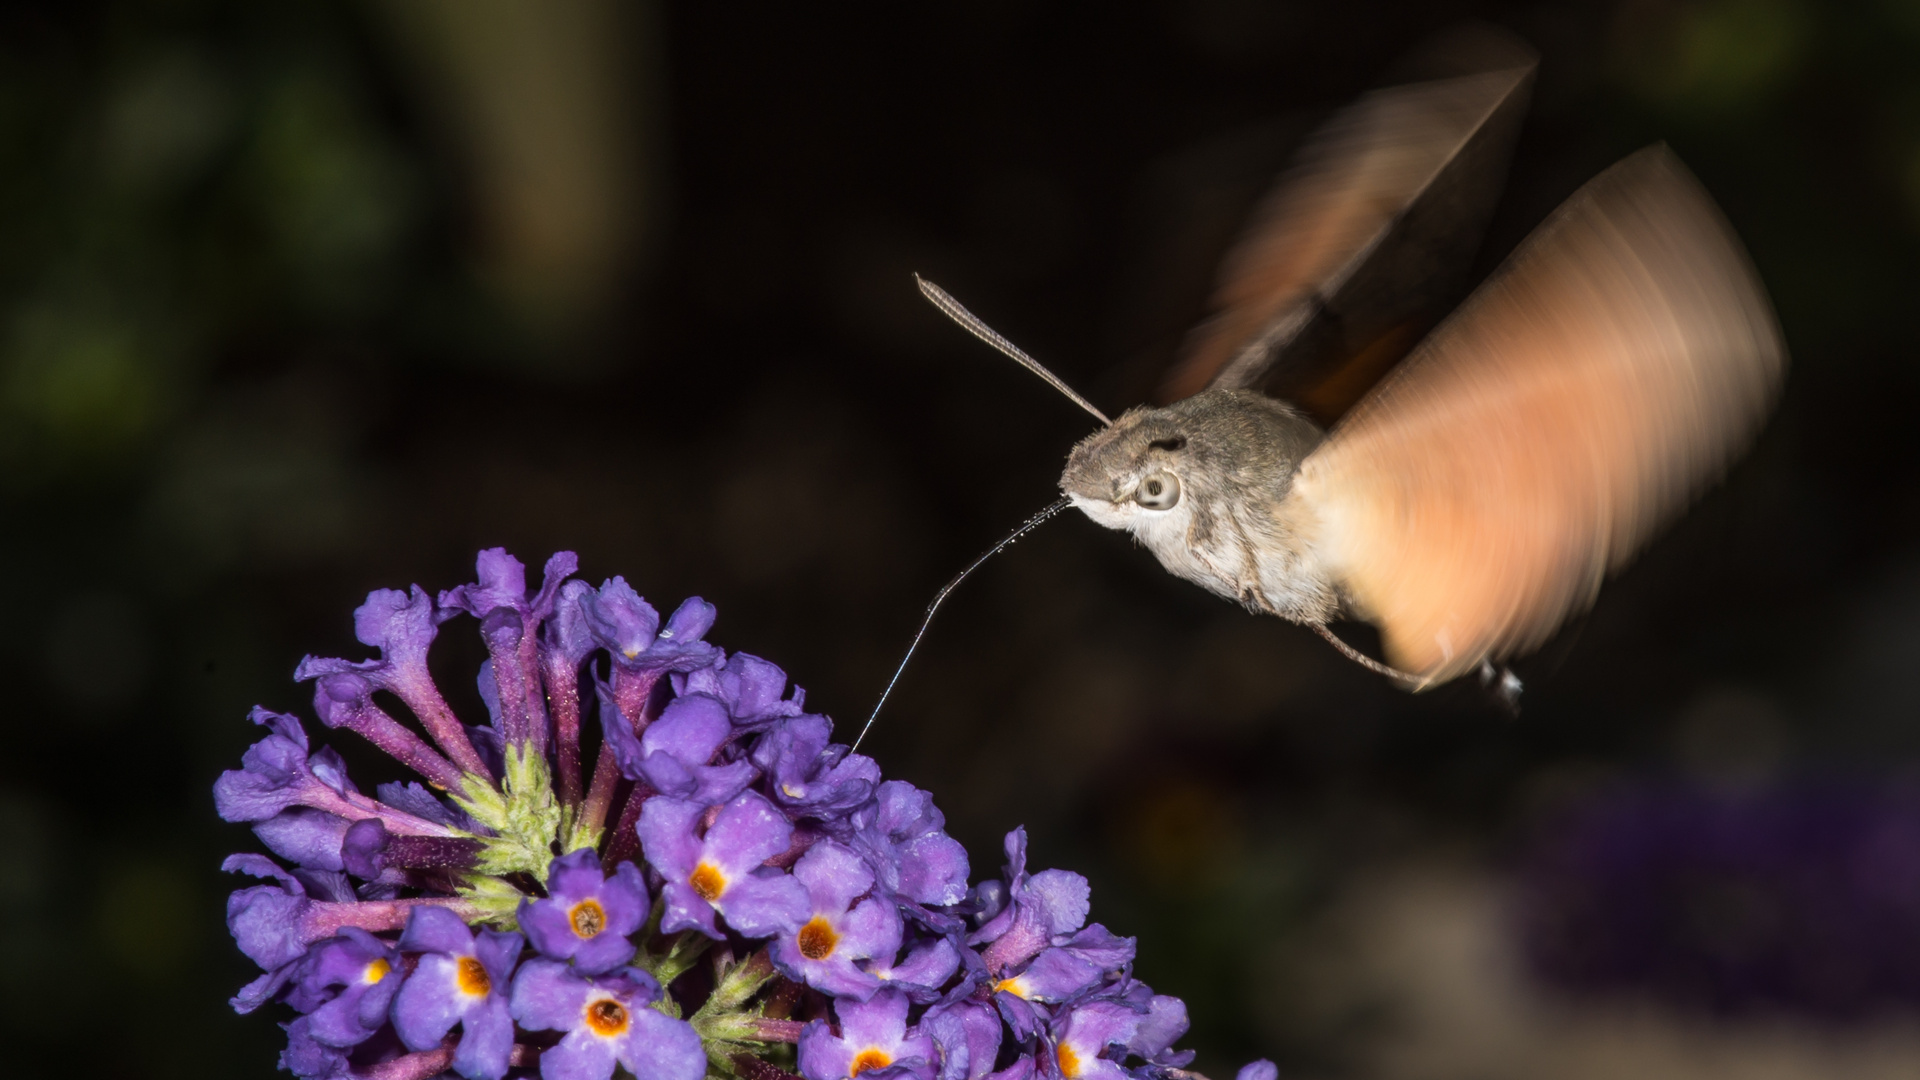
[5,0,1920,1078]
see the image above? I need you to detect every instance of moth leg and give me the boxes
[1479,659,1524,716]
[1310,622,1423,686]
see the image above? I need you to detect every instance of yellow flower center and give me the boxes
[585,997,630,1037]
[797,916,839,961]
[570,898,607,938]
[363,958,392,985]
[690,861,728,903]
[456,955,491,997]
[993,976,1030,999]
[850,1049,892,1076]
[1057,1043,1083,1078]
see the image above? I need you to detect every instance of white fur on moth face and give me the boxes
[1068,487,1206,580]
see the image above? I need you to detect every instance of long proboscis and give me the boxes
[852,497,1073,753]
[915,275,1112,426]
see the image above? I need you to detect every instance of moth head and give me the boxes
[1059,407,1202,534]
[1058,389,1322,537]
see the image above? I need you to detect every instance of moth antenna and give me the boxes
[915,274,1113,426]
[852,497,1073,753]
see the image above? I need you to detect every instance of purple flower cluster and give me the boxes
[1519,775,1920,1018]
[218,549,1275,1080]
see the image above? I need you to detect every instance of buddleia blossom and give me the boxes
[1518,776,1920,1017]
[216,549,1277,1080]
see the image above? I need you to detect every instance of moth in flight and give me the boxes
[922,31,1785,700]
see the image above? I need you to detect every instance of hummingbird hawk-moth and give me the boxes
[863,30,1784,741]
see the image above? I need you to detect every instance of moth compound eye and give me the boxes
[1133,472,1180,511]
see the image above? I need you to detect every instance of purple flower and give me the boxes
[589,580,720,722]
[639,792,810,939]
[1127,995,1194,1068]
[254,808,353,873]
[215,708,346,823]
[987,1059,1037,1080]
[995,949,1098,1005]
[544,579,600,671]
[680,652,805,731]
[974,830,1092,976]
[297,667,469,791]
[1042,1002,1139,1080]
[509,959,704,1080]
[438,549,577,752]
[1235,1061,1278,1080]
[994,925,1135,1005]
[224,854,474,1010]
[287,928,401,1048]
[217,549,1208,1080]
[280,1015,351,1078]
[339,818,483,882]
[519,849,648,974]
[754,714,882,819]
[922,998,1002,1080]
[392,906,522,1080]
[581,577,657,660]
[294,586,494,778]
[1518,776,1920,1016]
[543,579,600,807]
[600,691,758,805]
[772,840,904,999]
[374,781,474,831]
[850,782,970,910]
[215,709,457,842]
[867,936,963,1004]
[798,987,937,1080]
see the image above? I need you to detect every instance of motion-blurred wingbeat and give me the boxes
[938,33,1786,695]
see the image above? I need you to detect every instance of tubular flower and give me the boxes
[518,848,648,974]
[640,791,810,939]
[216,550,1265,1080]
[510,960,703,1080]
[772,840,904,999]
[799,987,937,1080]
[391,906,522,1080]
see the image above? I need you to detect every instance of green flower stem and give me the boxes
[649,927,716,987]
[455,873,527,928]
[691,950,789,1075]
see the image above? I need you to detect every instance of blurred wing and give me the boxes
[1292,146,1785,685]
[1160,37,1534,418]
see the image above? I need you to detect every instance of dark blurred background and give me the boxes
[6,0,1920,1077]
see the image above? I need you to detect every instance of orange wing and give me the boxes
[1290,146,1786,685]
[1161,38,1534,414]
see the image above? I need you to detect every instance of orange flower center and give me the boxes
[1057,1043,1083,1078]
[850,1049,893,1076]
[363,958,392,985]
[797,916,839,961]
[993,976,1028,998]
[585,997,630,1037]
[570,898,607,938]
[689,862,728,903]
[456,955,491,997]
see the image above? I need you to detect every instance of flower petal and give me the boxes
[509,958,589,1033]
[708,792,795,876]
[615,1007,706,1080]
[392,953,467,1050]
[543,1027,620,1080]
[452,993,516,1080]
[397,903,477,956]
[718,870,810,939]
[637,797,704,880]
